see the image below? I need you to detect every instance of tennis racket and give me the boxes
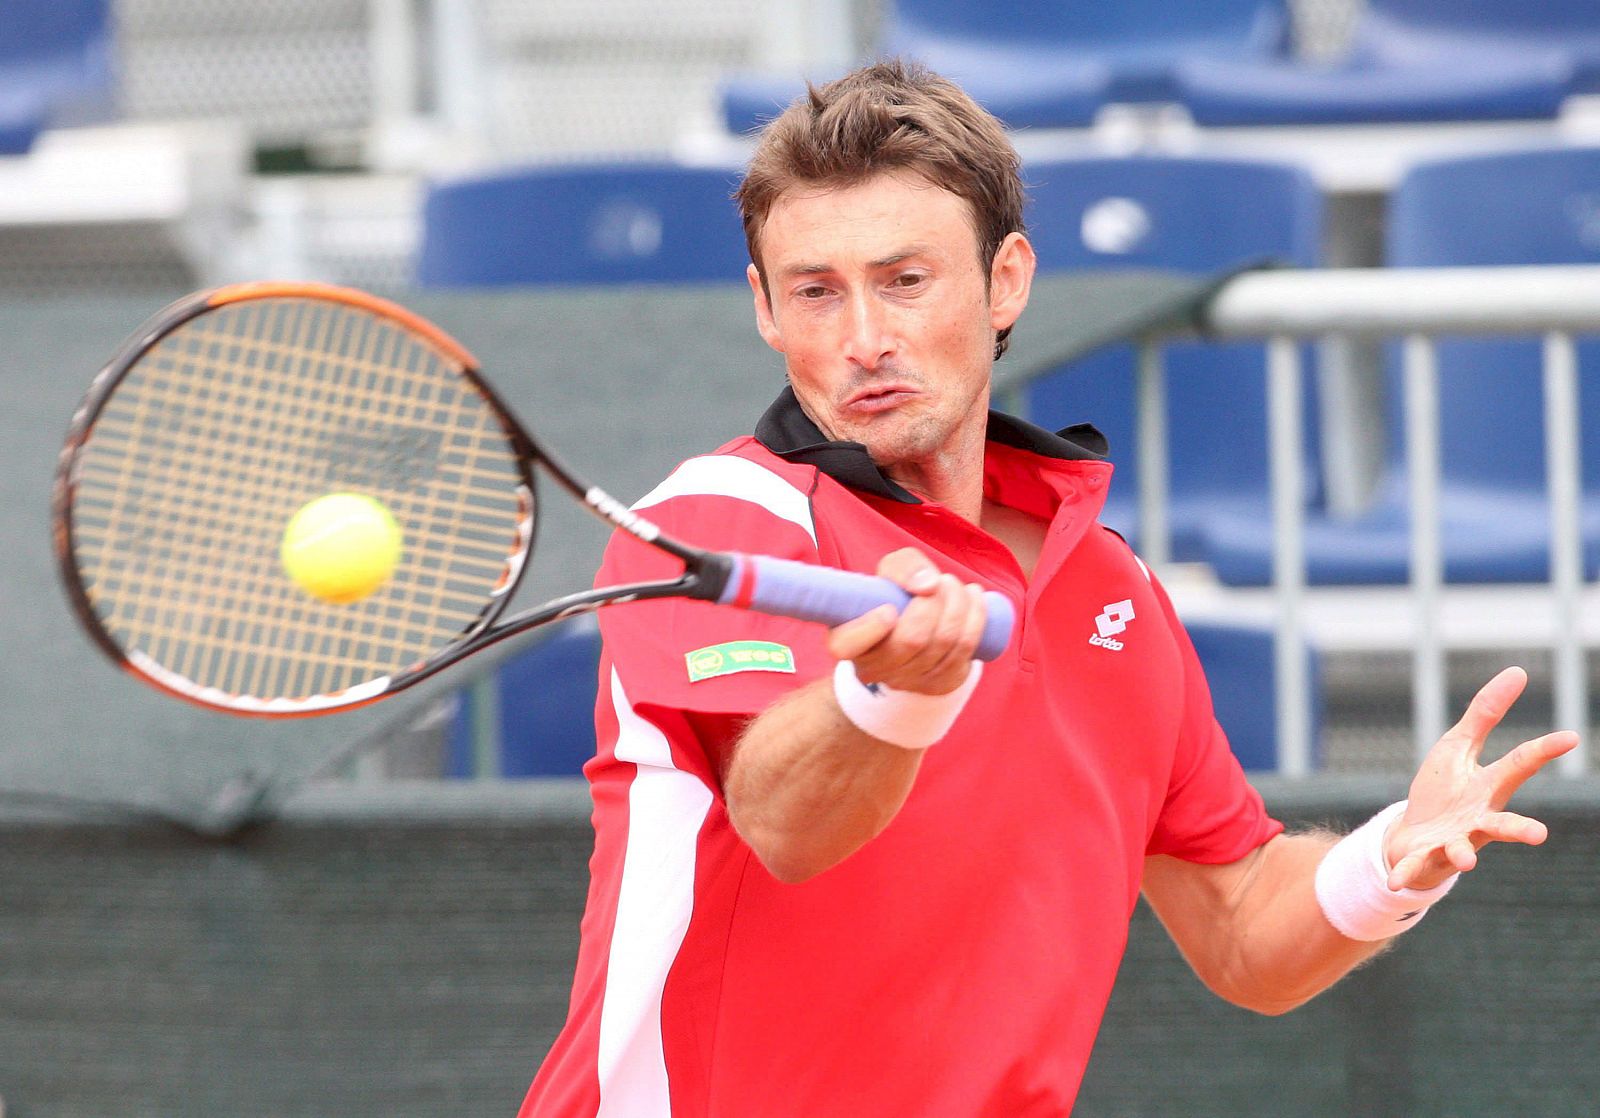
[53,282,1014,718]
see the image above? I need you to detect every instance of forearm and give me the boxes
[724,676,925,883]
[724,553,988,883]
[1144,834,1391,1016]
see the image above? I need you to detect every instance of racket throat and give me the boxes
[688,552,738,604]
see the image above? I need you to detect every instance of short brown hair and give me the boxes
[735,59,1027,358]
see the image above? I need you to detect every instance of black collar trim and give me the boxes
[753,386,1107,504]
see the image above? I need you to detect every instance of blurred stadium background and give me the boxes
[3,1,1600,1114]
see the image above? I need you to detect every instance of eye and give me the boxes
[890,272,926,289]
[794,283,832,300]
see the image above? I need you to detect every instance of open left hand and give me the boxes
[1384,666,1580,891]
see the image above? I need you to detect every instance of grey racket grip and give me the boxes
[717,554,1013,661]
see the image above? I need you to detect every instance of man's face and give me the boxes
[748,172,1031,481]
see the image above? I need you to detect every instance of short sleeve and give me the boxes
[596,455,835,726]
[1143,578,1284,863]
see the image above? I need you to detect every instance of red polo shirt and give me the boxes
[521,389,1281,1117]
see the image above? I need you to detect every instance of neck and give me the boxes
[885,415,990,524]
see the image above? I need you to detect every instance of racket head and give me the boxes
[53,282,538,716]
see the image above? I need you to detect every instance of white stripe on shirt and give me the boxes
[596,667,715,1116]
[632,454,816,545]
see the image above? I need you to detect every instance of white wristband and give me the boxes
[1314,800,1459,942]
[831,658,982,750]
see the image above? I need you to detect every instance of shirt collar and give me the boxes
[753,385,1107,504]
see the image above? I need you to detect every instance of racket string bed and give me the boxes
[68,295,528,706]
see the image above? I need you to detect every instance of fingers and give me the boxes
[1485,730,1580,805]
[1445,835,1478,874]
[858,575,984,692]
[1388,669,1574,891]
[875,547,942,595]
[827,548,943,662]
[828,602,902,662]
[827,559,988,695]
[1387,809,1553,890]
[1387,847,1436,891]
[1444,666,1529,756]
[1388,838,1477,891]
[1474,809,1549,847]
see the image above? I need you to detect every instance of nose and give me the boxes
[841,289,895,370]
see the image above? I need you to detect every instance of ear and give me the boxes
[988,232,1036,335]
[748,263,786,354]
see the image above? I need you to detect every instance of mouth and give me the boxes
[842,383,919,416]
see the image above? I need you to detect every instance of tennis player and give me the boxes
[519,60,1577,1116]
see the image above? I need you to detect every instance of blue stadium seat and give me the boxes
[1177,0,1599,125]
[417,162,748,287]
[1020,155,1324,557]
[0,0,111,155]
[1188,620,1322,772]
[719,0,1290,134]
[1197,145,1600,586]
[446,615,602,778]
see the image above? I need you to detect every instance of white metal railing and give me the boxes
[1130,265,1599,777]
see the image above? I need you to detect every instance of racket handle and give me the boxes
[718,554,1014,661]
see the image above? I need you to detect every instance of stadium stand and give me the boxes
[3,1,780,293]
[717,0,1291,133]
[469,0,770,160]
[0,121,249,296]
[418,162,748,286]
[0,0,112,155]
[1196,144,1600,586]
[1177,0,1600,125]
[114,0,377,147]
[1018,154,1324,557]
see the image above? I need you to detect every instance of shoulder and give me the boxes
[1067,524,1160,604]
[599,440,822,585]
[633,437,820,545]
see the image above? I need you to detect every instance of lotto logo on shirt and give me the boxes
[686,640,797,682]
[1089,599,1135,651]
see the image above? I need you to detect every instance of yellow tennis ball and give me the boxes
[281,493,403,604]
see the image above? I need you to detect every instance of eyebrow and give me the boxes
[777,247,933,279]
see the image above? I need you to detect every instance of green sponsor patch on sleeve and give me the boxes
[685,640,797,683]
